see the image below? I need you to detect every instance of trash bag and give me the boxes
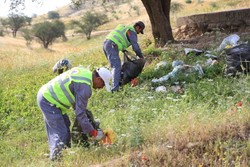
[120,53,146,86]
[225,43,250,76]
[71,109,100,147]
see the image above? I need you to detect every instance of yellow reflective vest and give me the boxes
[42,67,92,112]
[106,24,136,51]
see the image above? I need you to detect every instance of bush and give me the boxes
[47,11,60,19]
[0,29,4,36]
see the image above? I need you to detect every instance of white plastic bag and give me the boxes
[217,34,240,51]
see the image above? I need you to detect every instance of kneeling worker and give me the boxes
[37,66,112,160]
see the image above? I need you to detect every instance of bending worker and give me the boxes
[103,21,145,92]
[37,66,112,161]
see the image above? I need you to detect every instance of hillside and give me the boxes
[0,0,250,166]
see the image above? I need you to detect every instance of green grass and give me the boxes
[1,0,250,165]
[1,35,250,166]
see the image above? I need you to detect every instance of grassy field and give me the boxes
[1,0,250,166]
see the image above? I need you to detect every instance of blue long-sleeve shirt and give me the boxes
[70,82,94,134]
[126,30,143,58]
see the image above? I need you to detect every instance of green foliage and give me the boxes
[7,13,27,37]
[24,16,32,25]
[185,0,192,4]
[21,28,33,47]
[226,0,240,7]
[129,4,140,16]
[0,29,4,36]
[47,11,60,19]
[2,2,250,163]
[209,2,219,9]
[70,11,108,40]
[1,41,250,165]
[170,2,184,15]
[32,20,65,48]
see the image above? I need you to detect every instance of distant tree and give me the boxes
[47,11,60,19]
[0,28,4,36]
[24,16,32,25]
[70,0,175,47]
[32,20,65,49]
[170,2,183,16]
[7,13,26,37]
[8,0,175,47]
[21,28,33,47]
[70,11,108,40]
[0,18,9,35]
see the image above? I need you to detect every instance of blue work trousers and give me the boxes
[37,88,71,160]
[103,39,121,91]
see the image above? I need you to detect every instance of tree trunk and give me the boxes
[12,30,17,37]
[86,32,91,40]
[43,41,49,49]
[141,0,174,47]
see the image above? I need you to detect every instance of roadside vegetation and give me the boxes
[0,0,250,166]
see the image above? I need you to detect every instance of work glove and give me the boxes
[89,129,105,141]
[131,78,139,87]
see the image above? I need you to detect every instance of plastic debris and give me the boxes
[184,48,203,55]
[171,85,184,94]
[206,58,218,66]
[204,53,217,59]
[217,34,240,51]
[152,62,204,83]
[155,61,168,70]
[155,86,167,92]
[172,60,184,68]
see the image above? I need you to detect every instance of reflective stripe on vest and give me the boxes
[106,25,135,51]
[43,67,92,111]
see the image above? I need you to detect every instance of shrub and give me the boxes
[185,0,192,4]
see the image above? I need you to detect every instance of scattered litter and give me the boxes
[184,48,203,55]
[109,109,116,113]
[152,61,204,83]
[184,48,218,59]
[69,151,76,154]
[172,60,184,68]
[205,58,218,66]
[171,85,184,94]
[217,34,240,51]
[155,86,167,92]
[155,61,168,70]
[204,53,217,59]
[186,142,203,148]
[121,134,126,137]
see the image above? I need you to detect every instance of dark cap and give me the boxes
[134,21,145,34]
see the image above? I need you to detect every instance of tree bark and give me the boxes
[141,0,174,47]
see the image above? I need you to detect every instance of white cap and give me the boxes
[97,67,112,92]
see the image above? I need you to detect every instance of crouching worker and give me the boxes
[103,21,145,92]
[52,58,72,75]
[37,66,112,161]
